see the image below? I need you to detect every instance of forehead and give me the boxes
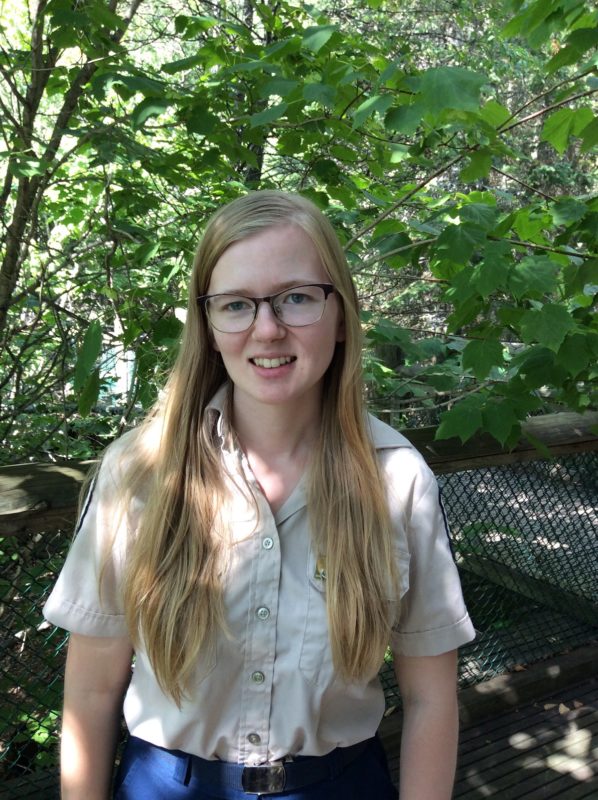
[207,224,330,293]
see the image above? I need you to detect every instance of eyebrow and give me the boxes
[212,279,323,296]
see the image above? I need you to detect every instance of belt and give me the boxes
[188,738,372,796]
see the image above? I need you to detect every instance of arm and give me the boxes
[393,649,459,800]
[61,633,133,800]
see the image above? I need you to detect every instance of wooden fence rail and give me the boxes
[1,411,597,537]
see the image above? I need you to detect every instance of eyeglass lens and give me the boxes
[206,285,328,333]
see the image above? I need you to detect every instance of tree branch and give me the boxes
[344,152,465,250]
[499,89,597,134]
[490,165,556,202]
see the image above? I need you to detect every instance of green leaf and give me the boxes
[519,304,577,352]
[384,103,424,135]
[78,369,101,417]
[436,223,486,263]
[302,24,338,53]
[551,198,587,226]
[185,108,219,135]
[540,108,575,154]
[389,144,410,163]
[563,258,598,295]
[508,256,559,299]
[556,333,592,376]
[479,100,512,129]
[249,103,288,127]
[104,73,166,97]
[420,67,488,113]
[87,3,126,30]
[579,116,598,153]
[132,98,171,128]
[472,241,511,297]
[462,338,504,380]
[483,401,520,447]
[436,396,484,443]
[460,150,492,182]
[74,320,102,392]
[162,55,205,74]
[548,27,598,72]
[263,78,300,98]
[458,203,498,231]
[8,157,48,178]
[352,94,393,129]
[134,241,160,265]
[511,346,568,389]
[303,82,336,108]
[511,208,550,243]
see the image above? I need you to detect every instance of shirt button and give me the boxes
[262,537,274,550]
[247,732,261,745]
[256,606,270,620]
[251,671,265,684]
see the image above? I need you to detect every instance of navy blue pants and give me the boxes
[113,736,398,799]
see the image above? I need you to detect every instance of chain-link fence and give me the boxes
[2,452,598,797]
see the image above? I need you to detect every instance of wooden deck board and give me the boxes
[381,676,598,798]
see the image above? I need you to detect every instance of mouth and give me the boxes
[250,356,296,369]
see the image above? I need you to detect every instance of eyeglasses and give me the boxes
[197,283,336,333]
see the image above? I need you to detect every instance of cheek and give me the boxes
[209,327,223,353]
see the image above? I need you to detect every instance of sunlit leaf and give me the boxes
[78,369,101,417]
[420,67,488,113]
[74,321,102,392]
[302,24,338,53]
[352,94,393,129]
[249,103,288,127]
[132,98,171,128]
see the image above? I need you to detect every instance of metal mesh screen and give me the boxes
[2,452,597,797]
[0,531,67,798]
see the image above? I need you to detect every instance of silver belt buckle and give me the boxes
[241,763,286,794]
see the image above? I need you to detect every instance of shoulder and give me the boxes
[366,413,436,509]
[366,413,434,482]
[93,422,157,500]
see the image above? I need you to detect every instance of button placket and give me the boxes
[238,519,281,762]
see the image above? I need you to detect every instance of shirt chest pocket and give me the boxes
[298,543,410,686]
[298,549,333,686]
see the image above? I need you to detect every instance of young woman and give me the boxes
[44,190,475,800]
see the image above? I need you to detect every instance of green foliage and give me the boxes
[0,0,597,462]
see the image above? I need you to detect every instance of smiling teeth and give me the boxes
[253,357,293,368]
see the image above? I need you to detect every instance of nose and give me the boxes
[252,300,285,340]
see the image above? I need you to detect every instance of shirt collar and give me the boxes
[207,384,413,453]
[366,413,414,451]
[206,383,233,445]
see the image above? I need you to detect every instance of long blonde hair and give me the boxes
[116,191,398,703]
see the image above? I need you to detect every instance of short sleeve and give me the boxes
[42,445,132,637]
[383,449,475,657]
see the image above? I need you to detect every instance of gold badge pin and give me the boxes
[314,556,327,581]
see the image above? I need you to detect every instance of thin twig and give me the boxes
[490,166,555,202]
[499,89,597,134]
[345,152,466,250]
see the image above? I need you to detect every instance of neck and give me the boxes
[231,389,322,462]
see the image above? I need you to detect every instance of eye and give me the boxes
[225,299,251,312]
[212,295,253,313]
[281,290,315,305]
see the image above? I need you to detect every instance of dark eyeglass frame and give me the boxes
[196,283,336,332]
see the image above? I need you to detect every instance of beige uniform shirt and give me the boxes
[44,386,474,764]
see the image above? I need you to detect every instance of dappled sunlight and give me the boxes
[451,678,598,797]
